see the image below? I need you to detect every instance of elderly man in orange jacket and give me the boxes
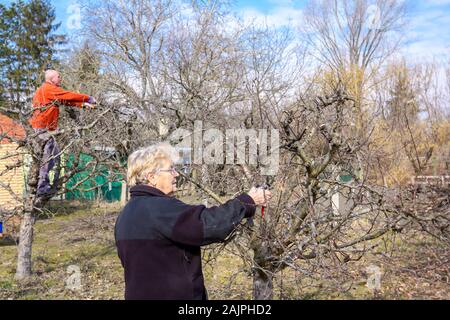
[30,69,97,196]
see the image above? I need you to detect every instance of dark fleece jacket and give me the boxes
[114,185,256,300]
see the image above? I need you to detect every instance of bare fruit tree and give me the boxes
[2,0,448,300]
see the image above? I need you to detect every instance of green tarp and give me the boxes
[65,153,123,202]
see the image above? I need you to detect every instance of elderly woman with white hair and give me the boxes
[114,143,271,300]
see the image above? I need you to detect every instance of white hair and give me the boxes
[127,142,179,187]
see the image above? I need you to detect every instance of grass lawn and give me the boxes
[0,200,448,300]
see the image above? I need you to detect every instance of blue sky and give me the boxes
[1,0,449,59]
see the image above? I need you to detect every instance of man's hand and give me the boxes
[83,102,95,109]
[248,187,272,207]
[87,96,97,104]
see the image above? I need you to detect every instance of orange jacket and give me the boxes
[29,82,90,131]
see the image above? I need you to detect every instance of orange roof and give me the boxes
[0,114,26,144]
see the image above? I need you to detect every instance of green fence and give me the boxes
[65,153,123,202]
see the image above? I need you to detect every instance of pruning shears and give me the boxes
[257,183,270,219]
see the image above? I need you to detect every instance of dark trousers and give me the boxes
[35,129,60,195]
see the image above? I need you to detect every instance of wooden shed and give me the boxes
[0,114,26,211]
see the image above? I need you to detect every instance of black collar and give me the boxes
[129,184,169,198]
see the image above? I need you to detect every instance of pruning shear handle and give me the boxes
[256,183,270,219]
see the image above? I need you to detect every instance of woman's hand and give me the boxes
[248,187,272,207]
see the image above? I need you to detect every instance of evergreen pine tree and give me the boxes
[0,0,65,112]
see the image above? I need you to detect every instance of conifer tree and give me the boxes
[0,0,65,111]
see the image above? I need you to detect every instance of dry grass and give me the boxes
[0,200,448,300]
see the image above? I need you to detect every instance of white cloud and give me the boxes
[402,40,450,59]
[239,6,303,29]
[402,8,450,60]
[232,1,449,63]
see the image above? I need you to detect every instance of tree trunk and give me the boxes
[252,241,274,300]
[15,210,35,280]
[253,268,273,300]
[15,136,42,280]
